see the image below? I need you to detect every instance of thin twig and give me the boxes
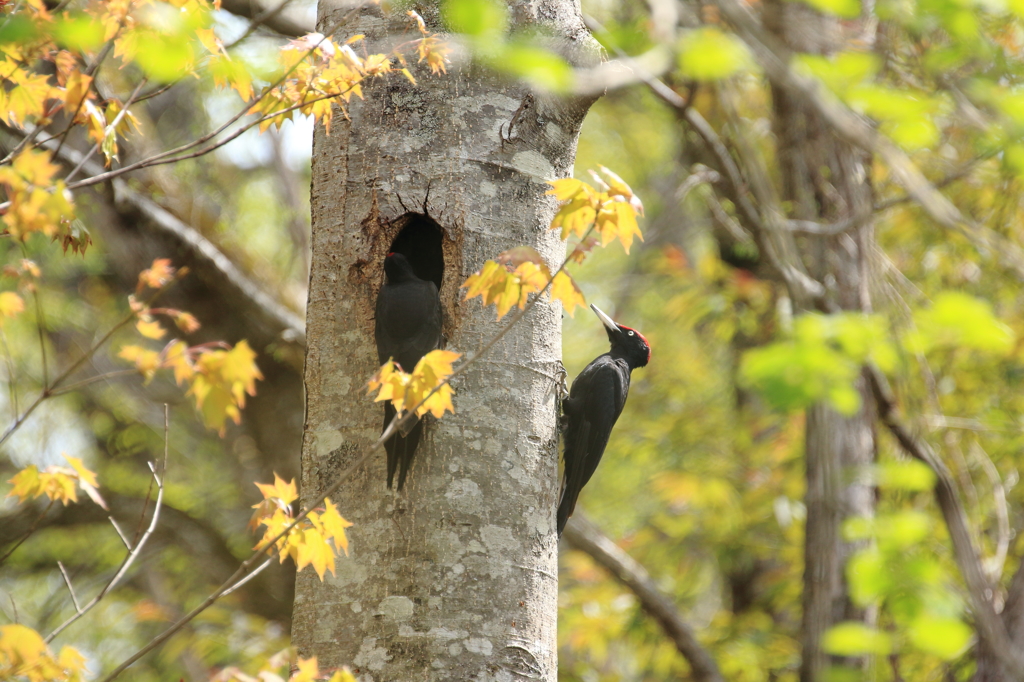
[65,79,149,184]
[0,499,55,566]
[45,459,165,643]
[220,558,274,596]
[0,324,19,416]
[46,369,138,397]
[0,280,175,449]
[57,8,364,193]
[57,561,83,613]
[108,517,131,549]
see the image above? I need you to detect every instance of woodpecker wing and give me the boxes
[374,271,442,490]
[557,356,629,533]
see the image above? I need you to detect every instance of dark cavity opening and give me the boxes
[389,213,444,290]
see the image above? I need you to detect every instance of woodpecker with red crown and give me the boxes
[557,303,651,535]
[374,252,442,490]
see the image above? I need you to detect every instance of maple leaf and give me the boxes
[549,271,586,316]
[118,344,161,381]
[173,311,201,333]
[136,318,166,339]
[291,657,319,682]
[368,350,461,420]
[65,454,107,510]
[255,473,298,506]
[462,259,552,319]
[296,527,335,579]
[0,624,48,670]
[320,498,353,556]
[137,258,175,291]
[162,340,195,385]
[546,169,644,254]
[7,465,42,504]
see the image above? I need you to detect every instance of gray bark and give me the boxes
[291,3,597,680]
[760,2,877,679]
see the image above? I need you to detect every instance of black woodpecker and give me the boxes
[374,252,443,490]
[557,303,650,534]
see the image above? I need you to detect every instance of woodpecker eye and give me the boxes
[628,331,634,336]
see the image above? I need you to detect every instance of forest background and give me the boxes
[1,0,1024,679]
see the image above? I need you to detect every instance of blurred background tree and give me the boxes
[1,0,1024,679]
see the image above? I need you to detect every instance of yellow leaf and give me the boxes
[255,473,298,506]
[0,624,48,670]
[291,656,319,682]
[174,311,200,333]
[64,455,98,488]
[327,668,358,682]
[163,340,195,385]
[321,498,353,555]
[7,465,42,503]
[549,271,586,316]
[118,344,161,381]
[136,318,166,339]
[137,259,175,290]
[39,471,78,505]
[0,292,25,319]
[546,177,586,201]
[296,527,335,579]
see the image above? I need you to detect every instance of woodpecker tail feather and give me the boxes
[383,403,400,489]
[395,419,423,491]
[383,403,423,491]
[556,421,590,535]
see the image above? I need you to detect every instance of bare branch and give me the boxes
[0,499,55,566]
[562,514,724,682]
[219,0,313,38]
[867,366,1024,680]
[45,459,165,642]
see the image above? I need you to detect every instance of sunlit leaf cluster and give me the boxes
[6,454,104,508]
[0,624,86,682]
[249,474,353,581]
[367,349,461,419]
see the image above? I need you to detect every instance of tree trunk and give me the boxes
[761,2,877,679]
[291,3,596,681]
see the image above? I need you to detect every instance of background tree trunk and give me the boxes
[761,2,877,679]
[291,3,596,680]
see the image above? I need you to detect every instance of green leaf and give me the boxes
[0,15,38,44]
[908,617,972,659]
[798,51,880,93]
[877,459,936,491]
[905,292,1014,354]
[134,33,196,83]
[442,0,508,38]
[791,0,863,18]
[51,15,105,51]
[823,622,892,656]
[847,549,889,604]
[740,313,894,414]
[487,43,573,92]
[677,28,752,81]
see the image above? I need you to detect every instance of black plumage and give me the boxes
[557,304,650,535]
[374,252,443,490]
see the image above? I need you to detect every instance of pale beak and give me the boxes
[590,304,619,333]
